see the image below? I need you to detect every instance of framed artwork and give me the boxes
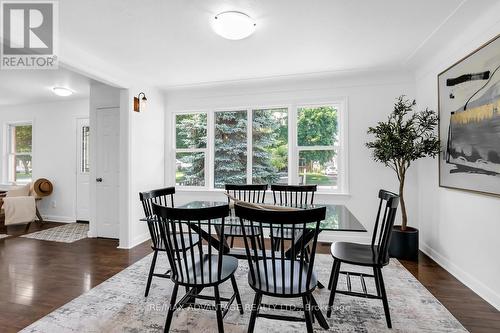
[438,34,500,195]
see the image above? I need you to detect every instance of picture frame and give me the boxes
[438,34,500,196]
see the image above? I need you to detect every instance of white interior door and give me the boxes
[76,118,90,221]
[96,108,120,238]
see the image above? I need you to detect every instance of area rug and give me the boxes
[20,253,467,333]
[20,223,88,243]
[0,234,9,239]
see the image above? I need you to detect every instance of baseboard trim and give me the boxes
[420,241,500,311]
[118,232,150,249]
[41,215,76,223]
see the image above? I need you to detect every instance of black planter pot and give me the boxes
[389,226,419,261]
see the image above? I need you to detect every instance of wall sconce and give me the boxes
[133,92,147,112]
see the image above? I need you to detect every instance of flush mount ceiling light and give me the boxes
[213,11,256,40]
[52,87,73,97]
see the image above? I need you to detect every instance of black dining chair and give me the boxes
[139,187,199,297]
[326,189,399,328]
[224,184,267,248]
[234,203,329,333]
[269,184,317,253]
[153,203,243,333]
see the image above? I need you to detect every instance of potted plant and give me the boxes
[366,95,440,261]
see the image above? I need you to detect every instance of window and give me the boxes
[252,108,288,185]
[173,101,346,192]
[8,123,33,183]
[175,113,207,187]
[214,110,247,188]
[297,106,339,189]
[81,125,90,173]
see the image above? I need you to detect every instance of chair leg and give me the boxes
[164,283,179,333]
[145,250,158,297]
[230,236,234,248]
[248,292,262,333]
[328,260,335,290]
[327,260,341,318]
[230,275,244,314]
[213,285,224,333]
[374,267,392,328]
[309,294,329,330]
[302,295,314,333]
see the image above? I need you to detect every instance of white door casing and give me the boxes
[96,108,120,238]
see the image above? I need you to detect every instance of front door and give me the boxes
[95,108,120,238]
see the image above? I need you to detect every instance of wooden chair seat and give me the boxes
[330,242,387,267]
[174,254,238,287]
[248,259,317,296]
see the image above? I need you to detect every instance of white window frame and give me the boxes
[172,98,348,194]
[6,121,33,184]
[173,111,209,189]
[295,102,346,192]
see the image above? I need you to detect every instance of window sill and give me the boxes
[174,187,351,198]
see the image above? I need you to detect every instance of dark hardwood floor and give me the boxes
[0,222,151,332]
[1,223,499,332]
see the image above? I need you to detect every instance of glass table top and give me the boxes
[178,201,366,232]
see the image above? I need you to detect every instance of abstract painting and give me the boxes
[439,34,500,195]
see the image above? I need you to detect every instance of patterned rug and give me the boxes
[21,223,89,243]
[20,253,467,333]
[0,234,9,239]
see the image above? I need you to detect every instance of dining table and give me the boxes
[142,200,366,330]
[178,200,366,259]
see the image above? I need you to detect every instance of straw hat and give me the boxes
[33,178,53,197]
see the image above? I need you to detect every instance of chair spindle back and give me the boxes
[370,190,400,265]
[153,203,230,285]
[271,184,317,207]
[139,187,176,250]
[225,184,268,204]
[235,204,326,295]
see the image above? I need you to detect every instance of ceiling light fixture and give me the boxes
[213,11,256,40]
[52,87,73,97]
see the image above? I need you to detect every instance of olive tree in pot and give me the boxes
[366,96,440,261]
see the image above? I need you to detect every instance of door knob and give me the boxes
[96,178,103,182]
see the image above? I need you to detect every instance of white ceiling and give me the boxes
[57,0,496,88]
[0,67,90,106]
[1,0,497,105]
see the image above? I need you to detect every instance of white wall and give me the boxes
[0,99,89,222]
[123,86,165,248]
[415,4,500,310]
[164,70,417,243]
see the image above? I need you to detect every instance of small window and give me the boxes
[8,123,33,183]
[175,113,207,187]
[297,106,338,189]
[81,125,90,173]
